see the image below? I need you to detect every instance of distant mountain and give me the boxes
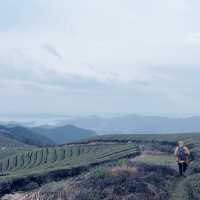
[0,131,28,148]
[63,115,200,134]
[33,124,96,144]
[0,130,34,160]
[0,125,55,147]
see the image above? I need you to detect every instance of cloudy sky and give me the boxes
[0,0,200,116]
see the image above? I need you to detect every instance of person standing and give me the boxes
[174,141,190,176]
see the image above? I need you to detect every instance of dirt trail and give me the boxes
[131,148,186,200]
[169,177,184,200]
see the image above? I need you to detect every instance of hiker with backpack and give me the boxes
[175,141,190,176]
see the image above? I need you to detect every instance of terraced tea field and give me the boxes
[0,143,140,197]
[0,143,139,178]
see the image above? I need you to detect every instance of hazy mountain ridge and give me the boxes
[0,131,28,148]
[33,124,96,144]
[64,115,200,134]
[0,125,55,147]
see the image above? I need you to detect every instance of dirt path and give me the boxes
[130,149,186,200]
[169,176,186,200]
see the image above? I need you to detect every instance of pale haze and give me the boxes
[0,0,200,116]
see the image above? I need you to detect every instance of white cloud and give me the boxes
[0,0,200,115]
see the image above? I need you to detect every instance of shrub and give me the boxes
[110,166,139,178]
[93,168,110,179]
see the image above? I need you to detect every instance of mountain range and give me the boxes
[0,124,97,147]
[63,115,200,134]
[0,125,55,147]
[32,124,96,144]
[1,114,200,149]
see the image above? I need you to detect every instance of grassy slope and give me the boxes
[0,143,140,197]
[0,125,55,160]
[3,126,55,147]
[80,133,200,143]
[0,132,34,160]
[132,152,180,199]
[133,154,176,167]
[2,133,200,199]
[33,124,96,144]
[0,144,139,179]
[83,133,200,199]
[6,152,178,200]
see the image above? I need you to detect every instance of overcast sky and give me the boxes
[0,0,200,117]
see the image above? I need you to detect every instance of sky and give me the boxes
[0,0,200,117]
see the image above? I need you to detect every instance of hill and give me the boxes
[64,115,200,133]
[0,143,139,197]
[0,129,27,148]
[33,124,96,144]
[0,131,33,160]
[2,133,200,199]
[0,125,55,147]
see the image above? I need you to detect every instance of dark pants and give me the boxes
[178,162,187,176]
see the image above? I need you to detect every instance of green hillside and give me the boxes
[0,125,55,160]
[0,143,139,179]
[1,125,55,147]
[82,133,200,200]
[79,133,200,143]
[0,132,34,160]
[0,142,139,197]
[33,124,96,144]
[2,133,200,199]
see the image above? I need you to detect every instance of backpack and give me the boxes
[178,146,187,161]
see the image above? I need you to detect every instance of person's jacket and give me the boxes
[174,146,190,163]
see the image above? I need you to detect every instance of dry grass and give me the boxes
[110,165,140,178]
